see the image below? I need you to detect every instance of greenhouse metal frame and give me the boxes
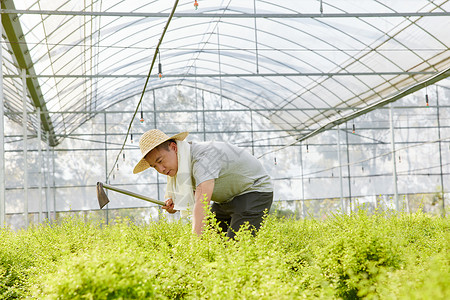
[1,0,449,228]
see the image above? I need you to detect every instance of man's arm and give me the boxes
[193,179,215,235]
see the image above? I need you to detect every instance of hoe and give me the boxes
[96,182,165,209]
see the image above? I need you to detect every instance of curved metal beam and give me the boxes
[1,0,58,146]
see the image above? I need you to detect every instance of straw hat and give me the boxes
[133,129,189,174]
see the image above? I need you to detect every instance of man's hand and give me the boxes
[162,198,177,214]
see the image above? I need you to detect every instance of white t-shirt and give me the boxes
[190,141,273,203]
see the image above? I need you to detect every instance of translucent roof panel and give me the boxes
[2,0,450,145]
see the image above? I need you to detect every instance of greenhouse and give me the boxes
[1,0,449,228]
[1,1,450,299]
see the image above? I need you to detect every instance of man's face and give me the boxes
[144,142,178,177]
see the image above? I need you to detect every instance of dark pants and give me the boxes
[210,192,273,239]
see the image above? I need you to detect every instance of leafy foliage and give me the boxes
[0,211,448,299]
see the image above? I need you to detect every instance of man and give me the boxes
[133,129,273,238]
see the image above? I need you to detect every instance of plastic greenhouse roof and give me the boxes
[1,0,450,146]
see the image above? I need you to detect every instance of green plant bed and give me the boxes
[0,210,448,299]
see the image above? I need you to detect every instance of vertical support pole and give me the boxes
[194,65,199,134]
[103,112,109,224]
[0,37,5,228]
[345,122,352,212]
[37,107,43,223]
[406,194,410,213]
[250,110,254,155]
[300,142,306,219]
[46,132,51,220]
[337,125,345,214]
[435,85,445,217]
[22,69,29,228]
[52,148,56,220]
[217,26,223,109]
[389,104,399,211]
[202,90,206,141]
[152,90,160,202]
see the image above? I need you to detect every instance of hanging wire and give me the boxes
[253,0,259,74]
[158,51,162,79]
[107,0,180,181]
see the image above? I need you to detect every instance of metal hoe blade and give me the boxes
[96,182,165,209]
[97,182,110,209]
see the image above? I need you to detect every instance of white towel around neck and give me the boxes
[164,140,195,211]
